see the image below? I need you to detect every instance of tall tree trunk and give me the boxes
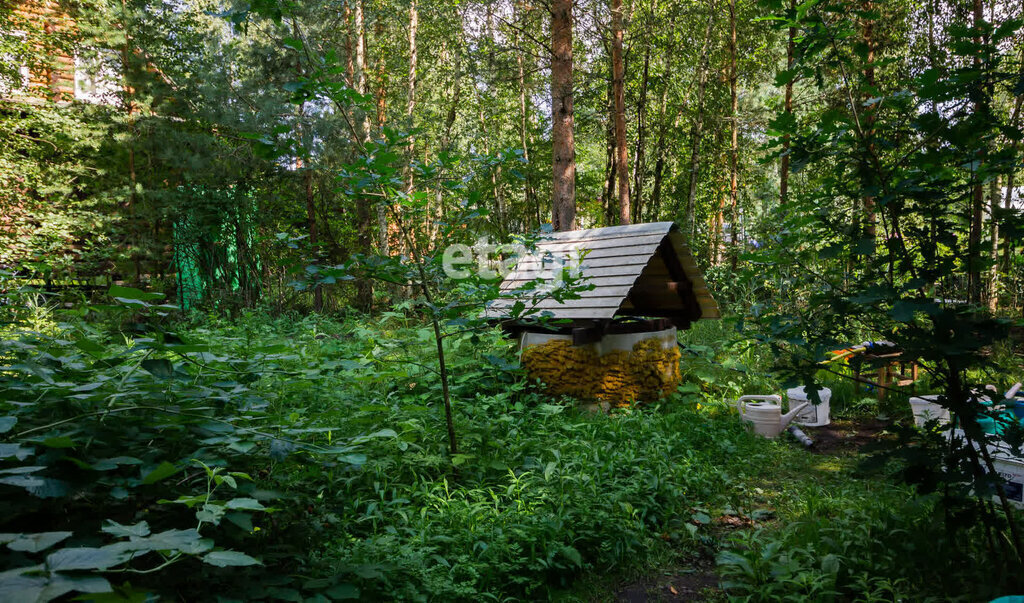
[683,5,716,239]
[353,0,373,310]
[712,146,727,266]
[432,47,462,241]
[650,78,669,222]
[551,0,576,231]
[632,43,651,223]
[649,16,675,222]
[780,0,795,205]
[344,4,354,86]
[305,169,322,311]
[372,14,389,256]
[601,72,617,225]
[988,175,999,312]
[968,0,984,303]
[355,1,370,143]
[484,5,505,230]
[397,0,417,261]
[293,18,321,311]
[728,0,739,268]
[406,0,418,132]
[612,0,630,225]
[374,18,387,130]
[861,1,878,244]
[1003,93,1023,275]
[514,11,536,228]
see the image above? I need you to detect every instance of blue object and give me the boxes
[1013,401,1024,420]
[989,597,1024,603]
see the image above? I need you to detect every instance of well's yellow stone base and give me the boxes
[520,335,681,407]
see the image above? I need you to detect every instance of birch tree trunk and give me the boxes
[649,16,675,222]
[728,0,739,268]
[305,169,322,311]
[779,0,795,205]
[353,0,373,310]
[683,5,716,239]
[632,44,651,223]
[514,3,536,226]
[650,74,669,222]
[601,67,617,225]
[612,0,630,225]
[551,0,576,231]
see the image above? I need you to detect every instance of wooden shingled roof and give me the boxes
[487,222,720,328]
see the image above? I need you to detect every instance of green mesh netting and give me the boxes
[172,186,259,310]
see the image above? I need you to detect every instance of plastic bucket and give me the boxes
[786,386,831,427]
[909,395,950,428]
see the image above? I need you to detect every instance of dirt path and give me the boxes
[613,560,720,602]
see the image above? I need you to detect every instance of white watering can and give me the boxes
[737,395,810,439]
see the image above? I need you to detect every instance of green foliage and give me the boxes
[718,483,1022,601]
[744,0,1024,582]
[0,285,390,600]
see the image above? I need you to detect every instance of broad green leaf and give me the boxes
[196,504,225,525]
[141,462,178,485]
[136,529,211,554]
[101,520,150,538]
[140,359,174,378]
[202,550,261,567]
[74,338,105,354]
[0,568,46,602]
[0,466,45,475]
[46,546,130,571]
[5,532,73,553]
[0,417,16,433]
[323,584,360,600]
[0,444,34,460]
[39,573,112,600]
[92,456,143,471]
[451,454,474,466]
[107,285,164,302]
[821,553,840,574]
[561,545,583,567]
[225,512,254,532]
[41,436,75,449]
[224,498,267,511]
[0,475,69,498]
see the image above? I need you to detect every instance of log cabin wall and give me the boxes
[9,0,78,101]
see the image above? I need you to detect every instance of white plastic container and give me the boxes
[990,447,1024,508]
[598,327,676,355]
[786,386,831,427]
[909,395,951,428]
[946,430,1024,509]
[736,395,808,439]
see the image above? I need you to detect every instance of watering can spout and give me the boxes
[781,402,810,428]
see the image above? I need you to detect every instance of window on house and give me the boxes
[0,30,30,96]
[74,49,121,105]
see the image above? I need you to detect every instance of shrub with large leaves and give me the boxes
[0,285,384,600]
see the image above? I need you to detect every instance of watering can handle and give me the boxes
[736,395,782,414]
